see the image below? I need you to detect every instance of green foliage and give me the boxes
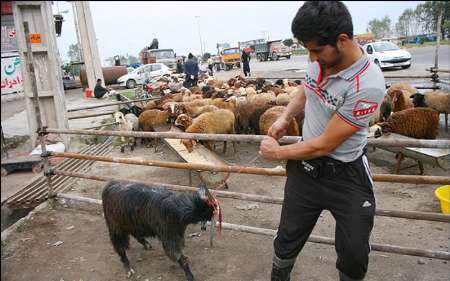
[367,16,392,39]
[416,1,450,39]
[67,43,81,62]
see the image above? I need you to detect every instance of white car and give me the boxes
[363,41,411,70]
[117,63,171,89]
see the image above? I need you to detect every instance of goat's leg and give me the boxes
[162,241,195,281]
[110,233,134,278]
[133,236,152,250]
[178,255,195,281]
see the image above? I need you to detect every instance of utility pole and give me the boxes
[195,16,203,57]
[73,1,104,89]
[434,10,443,70]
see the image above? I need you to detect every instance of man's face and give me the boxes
[303,40,344,69]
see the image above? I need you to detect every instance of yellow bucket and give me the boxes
[434,185,450,214]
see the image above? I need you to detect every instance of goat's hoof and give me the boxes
[127,268,135,278]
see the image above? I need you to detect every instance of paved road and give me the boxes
[215,45,450,80]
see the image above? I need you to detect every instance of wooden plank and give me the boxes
[154,125,230,186]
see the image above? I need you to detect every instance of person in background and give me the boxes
[183,53,199,88]
[176,59,184,74]
[94,78,116,99]
[207,56,214,76]
[241,49,251,77]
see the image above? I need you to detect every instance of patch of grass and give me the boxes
[401,40,450,49]
[292,49,308,56]
[117,89,136,100]
[1,240,7,248]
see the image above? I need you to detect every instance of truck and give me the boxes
[254,40,292,62]
[139,48,177,71]
[220,47,241,71]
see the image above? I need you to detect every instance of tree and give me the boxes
[395,8,422,39]
[367,16,392,39]
[67,43,81,62]
[416,1,450,39]
[283,38,294,47]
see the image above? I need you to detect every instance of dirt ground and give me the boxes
[1,136,449,281]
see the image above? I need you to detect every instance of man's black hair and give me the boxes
[188,53,193,59]
[97,78,102,83]
[291,1,353,46]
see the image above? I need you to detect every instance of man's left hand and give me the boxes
[259,136,281,160]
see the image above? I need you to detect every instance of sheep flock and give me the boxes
[113,74,449,154]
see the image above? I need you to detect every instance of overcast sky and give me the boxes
[53,1,423,65]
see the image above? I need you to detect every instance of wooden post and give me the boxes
[23,21,54,198]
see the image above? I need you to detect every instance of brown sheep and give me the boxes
[376,107,439,139]
[138,109,170,149]
[174,114,193,131]
[369,94,392,126]
[410,91,450,130]
[259,106,300,136]
[249,104,274,134]
[390,89,413,112]
[386,83,416,111]
[181,109,237,154]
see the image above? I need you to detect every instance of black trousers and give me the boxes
[273,155,375,280]
[243,62,250,77]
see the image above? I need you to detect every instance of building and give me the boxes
[1,1,23,95]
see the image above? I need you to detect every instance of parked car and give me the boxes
[363,41,411,70]
[117,63,171,89]
[62,75,82,90]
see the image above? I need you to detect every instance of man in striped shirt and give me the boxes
[259,2,385,281]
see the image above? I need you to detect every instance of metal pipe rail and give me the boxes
[52,170,450,223]
[67,96,161,112]
[49,152,450,185]
[68,111,116,120]
[43,128,450,149]
[56,192,450,260]
[260,75,434,80]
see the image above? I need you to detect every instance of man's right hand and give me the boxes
[267,118,289,140]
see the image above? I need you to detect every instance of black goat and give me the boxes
[102,181,216,280]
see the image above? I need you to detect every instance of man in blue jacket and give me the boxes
[183,53,199,88]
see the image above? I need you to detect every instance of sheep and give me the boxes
[259,106,300,136]
[102,181,216,280]
[390,89,413,112]
[276,92,291,106]
[248,104,274,134]
[386,83,416,111]
[211,98,236,113]
[181,109,237,154]
[369,94,392,126]
[138,109,170,149]
[410,91,450,130]
[373,107,439,139]
[174,114,194,131]
[114,112,135,153]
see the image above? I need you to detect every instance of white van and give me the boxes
[117,63,171,89]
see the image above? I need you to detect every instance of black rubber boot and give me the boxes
[271,263,293,281]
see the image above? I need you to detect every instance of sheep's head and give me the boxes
[368,124,383,138]
[174,114,193,130]
[410,92,425,107]
[181,139,196,153]
[113,111,125,123]
[196,182,219,231]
